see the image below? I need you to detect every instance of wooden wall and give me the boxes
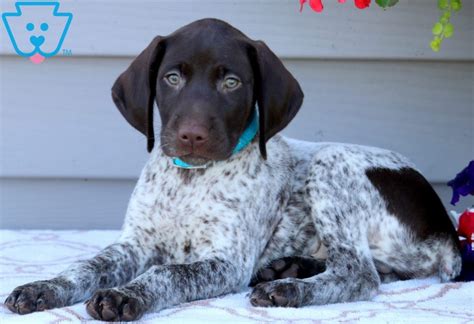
[1,0,473,229]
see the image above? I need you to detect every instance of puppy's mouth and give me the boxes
[177,154,212,166]
[160,132,235,166]
[164,149,234,167]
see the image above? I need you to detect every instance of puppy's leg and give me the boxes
[251,153,382,307]
[5,157,167,315]
[5,240,153,315]
[250,256,326,286]
[86,258,247,321]
[250,241,380,307]
[372,236,462,283]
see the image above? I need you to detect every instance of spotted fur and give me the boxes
[5,135,461,320]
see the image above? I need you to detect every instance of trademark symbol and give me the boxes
[62,49,72,56]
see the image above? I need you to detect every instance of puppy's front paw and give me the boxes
[86,289,146,322]
[5,279,70,314]
[249,279,304,308]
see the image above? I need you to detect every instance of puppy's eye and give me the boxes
[223,77,240,90]
[165,73,181,86]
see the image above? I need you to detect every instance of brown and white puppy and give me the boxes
[5,18,461,322]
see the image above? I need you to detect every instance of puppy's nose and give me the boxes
[178,125,209,147]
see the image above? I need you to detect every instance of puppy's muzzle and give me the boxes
[177,123,209,150]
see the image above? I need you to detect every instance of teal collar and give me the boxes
[172,108,259,169]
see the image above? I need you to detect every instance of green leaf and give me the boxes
[438,0,449,10]
[375,0,399,9]
[451,0,462,11]
[431,0,462,52]
[444,23,454,38]
[442,11,451,20]
[432,22,444,35]
[440,17,449,24]
[430,39,441,52]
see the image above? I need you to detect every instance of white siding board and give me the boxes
[0,0,473,60]
[1,56,472,181]
[0,0,473,230]
[0,178,135,229]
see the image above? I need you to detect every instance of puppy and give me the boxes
[5,18,461,321]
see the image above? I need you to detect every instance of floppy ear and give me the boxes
[111,36,166,152]
[248,41,304,159]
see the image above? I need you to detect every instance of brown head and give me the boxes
[112,18,303,165]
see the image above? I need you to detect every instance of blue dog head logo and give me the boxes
[2,2,72,64]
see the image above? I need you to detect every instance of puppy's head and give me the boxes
[112,18,303,165]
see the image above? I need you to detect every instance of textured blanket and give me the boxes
[0,230,472,323]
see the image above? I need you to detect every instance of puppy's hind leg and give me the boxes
[372,236,462,283]
[250,153,381,307]
[250,256,326,286]
[250,239,380,307]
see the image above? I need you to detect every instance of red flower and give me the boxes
[299,0,307,12]
[309,0,324,11]
[354,0,371,9]
[300,0,370,12]
[300,0,323,12]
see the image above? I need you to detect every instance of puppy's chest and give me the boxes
[155,168,258,220]
[144,162,287,260]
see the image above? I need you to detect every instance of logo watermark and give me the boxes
[2,1,73,64]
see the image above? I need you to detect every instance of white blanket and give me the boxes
[1,230,472,323]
